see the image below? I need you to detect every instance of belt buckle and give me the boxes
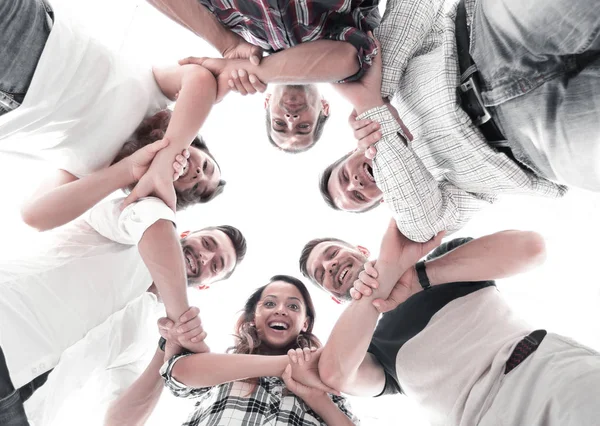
[460,75,492,126]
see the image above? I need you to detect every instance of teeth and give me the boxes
[185,252,195,273]
[339,268,348,285]
[269,322,288,330]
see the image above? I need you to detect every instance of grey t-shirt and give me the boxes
[367,238,532,425]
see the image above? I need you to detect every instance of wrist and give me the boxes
[114,158,137,186]
[304,394,334,414]
[354,97,385,116]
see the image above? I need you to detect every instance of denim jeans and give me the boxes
[471,0,600,190]
[0,345,51,426]
[0,0,53,116]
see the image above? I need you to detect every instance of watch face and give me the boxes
[159,336,167,351]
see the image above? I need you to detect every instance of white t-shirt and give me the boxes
[0,5,170,177]
[24,292,163,426]
[0,196,174,389]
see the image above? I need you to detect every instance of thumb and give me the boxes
[146,137,170,155]
[425,231,446,252]
[178,56,206,66]
[158,317,175,330]
[372,298,390,313]
[282,364,292,379]
[250,46,263,65]
[121,187,140,211]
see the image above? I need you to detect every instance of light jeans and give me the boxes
[0,0,53,116]
[471,0,600,190]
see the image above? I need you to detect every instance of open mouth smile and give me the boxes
[268,321,290,332]
[184,248,198,275]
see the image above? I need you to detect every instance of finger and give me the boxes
[282,364,292,380]
[178,56,206,66]
[350,287,363,300]
[146,138,170,154]
[288,349,298,364]
[302,347,312,362]
[248,74,267,93]
[175,154,187,166]
[357,131,382,151]
[230,70,248,95]
[358,270,379,289]
[172,162,183,173]
[188,330,208,343]
[121,188,140,211]
[236,70,257,95]
[250,46,263,66]
[373,298,395,313]
[176,317,201,334]
[365,146,378,160]
[315,381,340,396]
[351,118,376,132]
[347,109,358,126]
[158,327,170,339]
[157,318,174,330]
[354,280,373,296]
[354,122,380,140]
[364,261,378,278]
[182,149,190,158]
[179,307,200,324]
[295,348,305,366]
[228,79,238,93]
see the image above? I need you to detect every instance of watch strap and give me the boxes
[415,261,432,291]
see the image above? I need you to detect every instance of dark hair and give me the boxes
[265,109,330,154]
[298,237,350,283]
[229,275,321,356]
[319,152,382,213]
[111,109,226,210]
[206,225,247,279]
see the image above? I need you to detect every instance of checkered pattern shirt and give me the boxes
[161,353,359,426]
[198,0,380,81]
[361,0,567,243]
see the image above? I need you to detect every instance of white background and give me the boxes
[1,0,599,424]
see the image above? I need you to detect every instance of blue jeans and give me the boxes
[0,0,53,115]
[471,0,600,190]
[0,346,51,426]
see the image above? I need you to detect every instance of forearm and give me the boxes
[105,349,164,426]
[307,398,355,426]
[320,259,400,390]
[146,0,238,54]
[171,353,288,388]
[248,40,359,83]
[138,219,189,322]
[21,162,133,231]
[425,231,546,285]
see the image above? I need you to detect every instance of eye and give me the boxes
[203,160,208,172]
[298,124,309,129]
[329,249,338,260]
[342,170,349,183]
[354,191,365,202]
[288,303,299,311]
[274,120,285,126]
[211,261,217,273]
[264,301,275,308]
[192,183,199,192]
[202,238,209,249]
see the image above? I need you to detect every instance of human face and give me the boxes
[173,146,221,198]
[305,241,368,301]
[180,229,236,285]
[327,150,382,211]
[266,84,329,151]
[254,281,309,349]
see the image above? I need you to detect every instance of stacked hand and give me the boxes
[125,137,190,183]
[157,306,209,360]
[179,57,267,102]
[350,260,418,313]
[283,348,339,405]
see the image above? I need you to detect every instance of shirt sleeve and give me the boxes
[361,105,495,242]
[329,395,361,424]
[83,196,176,245]
[160,353,212,399]
[426,237,474,260]
[324,0,380,83]
[373,0,439,99]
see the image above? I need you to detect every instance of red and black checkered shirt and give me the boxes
[198,0,380,82]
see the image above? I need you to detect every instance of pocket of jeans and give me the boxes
[0,90,21,116]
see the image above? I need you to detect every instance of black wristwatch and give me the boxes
[415,261,432,291]
[158,337,167,352]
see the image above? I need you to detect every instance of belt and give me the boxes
[505,329,547,374]
[455,0,505,143]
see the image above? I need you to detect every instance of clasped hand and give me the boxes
[157,306,209,360]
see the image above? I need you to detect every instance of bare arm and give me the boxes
[21,162,133,231]
[170,353,289,388]
[105,349,164,426]
[146,0,240,55]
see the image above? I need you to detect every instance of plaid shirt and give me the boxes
[161,353,360,426]
[198,0,380,81]
[361,0,567,243]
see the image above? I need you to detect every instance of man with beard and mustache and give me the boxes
[146,0,380,152]
[321,0,600,243]
[0,195,246,425]
[316,221,600,426]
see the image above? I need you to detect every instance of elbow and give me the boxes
[20,204,48,232]
[340,43,361,78]
[318,353,347,391]
[520,231,547,267]
[181,65,217,101]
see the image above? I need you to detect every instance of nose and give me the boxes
[284,113,299,124]
[274,305,288,316]
[324,259,338,275]
[200,251,214,265]
[192,166,204,180]
[348,174,363,191]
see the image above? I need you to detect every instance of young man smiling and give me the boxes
[0,195,246,425]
